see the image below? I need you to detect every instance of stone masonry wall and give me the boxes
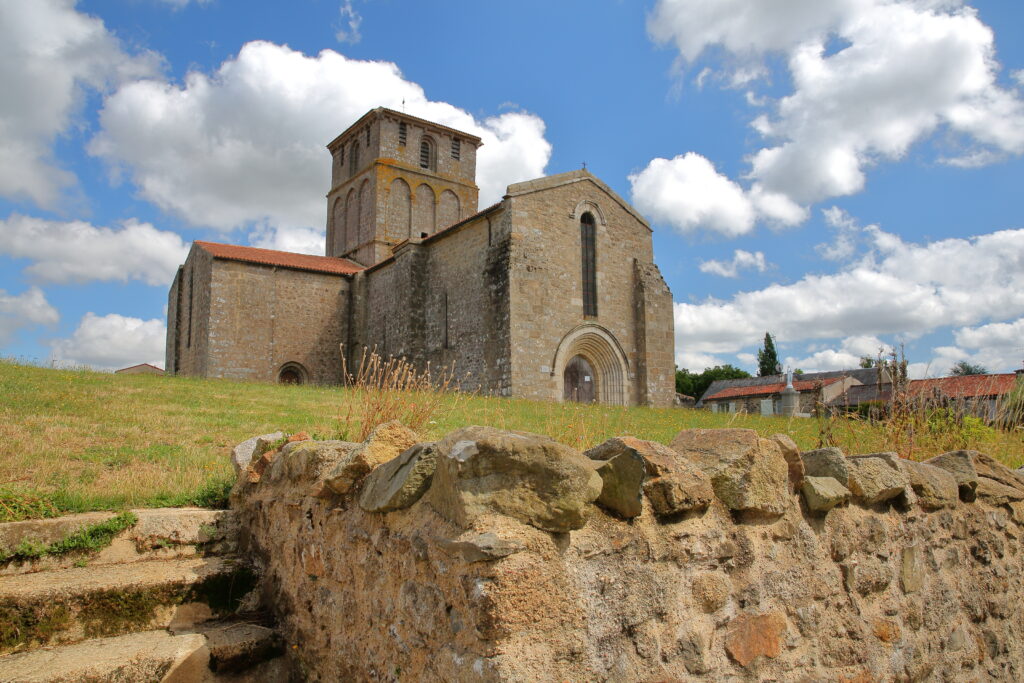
[165,245,214,378]
[232,424,1024,681]
[354,209,511,395]
[203,260,349,384]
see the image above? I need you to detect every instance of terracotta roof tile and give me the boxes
[705,376,843,401]
[907,374,1017,399]
[196,241,363,275]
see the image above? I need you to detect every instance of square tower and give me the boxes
[325,108,482,265]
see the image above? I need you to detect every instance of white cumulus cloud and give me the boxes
[0,0,161,207]
[50,312,166,370]
[674,225,1024,368]
[643,0,1024,232]
[247,225,325,256]
[89,41,552,232]
[0,287,60,346]
[699,249,768,278]
[0,214,188,286]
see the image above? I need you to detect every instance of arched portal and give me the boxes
[277,362,308,385]
[551,324,629,405]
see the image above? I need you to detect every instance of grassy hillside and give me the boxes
[1,359,1021,521]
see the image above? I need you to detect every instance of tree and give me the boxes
[756,332,780,377]
[677,364,752,401]
[859,355,876,369]
[950,361,988,376]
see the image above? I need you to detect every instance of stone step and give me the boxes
[0,557,256,655]
[0,623,288,682]
[0,508,238,575]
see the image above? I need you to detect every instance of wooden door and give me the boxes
[563,355,596,403]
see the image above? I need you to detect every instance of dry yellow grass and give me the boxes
[1,358,1020,521]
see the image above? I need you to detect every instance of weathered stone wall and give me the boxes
[353,208,511,394]
[165,245,214,378]
[232,425,1024,681]
[208,260,349,384]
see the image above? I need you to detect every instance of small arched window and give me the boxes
[419,137,435,170]
[581,212,597,316]
[349,141,359,176]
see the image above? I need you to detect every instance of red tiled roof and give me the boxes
[195,241,363,275]
[908,374,1018,399]
[705,376,844,401]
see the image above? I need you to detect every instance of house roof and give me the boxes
[114,363,164,373]
[907,374,1018,399]
[698,368,881,405]
[704,376,844,402]
[195,241,363,276]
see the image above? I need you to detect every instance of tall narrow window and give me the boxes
[451,138,461,160]
[398,122,407,146]
[581,212,597,316]
[419,138,434,170]
[349,141,359,175]
[365,127,371,145]
[338,145,344,166]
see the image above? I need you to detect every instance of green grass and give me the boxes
[0,512,138,564]
[1,358,1021,521]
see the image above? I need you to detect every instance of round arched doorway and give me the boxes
[551,324,629,405]
[563,355,596,403]
[277,362,308,385]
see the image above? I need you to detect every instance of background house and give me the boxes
[698,368,882,417]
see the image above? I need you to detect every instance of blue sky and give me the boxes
[2,0,1024,378]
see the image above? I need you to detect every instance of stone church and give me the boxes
[166,108,675,406]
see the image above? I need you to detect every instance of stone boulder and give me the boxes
[324,421,419,496]
[926,449,1024,504]
[903,460,959,510]
[846,452,908,505]
[671,429,789,516]
[436,532,525,563]
[359,443,438,513]
[585,437,713,519]
[231,432,283,476]
[801,447,849,486]
[584,442,646,518]
[924,450,979,501]
[425,426,603,532]
[268,439,360,485]
[801,476,850,513]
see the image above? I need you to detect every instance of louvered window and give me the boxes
[581,212,597,316]
[451,138,461,160]
[398,122,407,146]
[420,138,434,170]
[349,141,359,175]
[365,128,370,145]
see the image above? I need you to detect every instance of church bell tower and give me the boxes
[324,108,482,266]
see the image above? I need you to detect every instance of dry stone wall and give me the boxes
[231,425,1024,681]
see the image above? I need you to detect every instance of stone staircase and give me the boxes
[0,508,287,682]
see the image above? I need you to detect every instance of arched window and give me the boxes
[581,212,597,316]
[349,141,359,176]
[419,137,435,171]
